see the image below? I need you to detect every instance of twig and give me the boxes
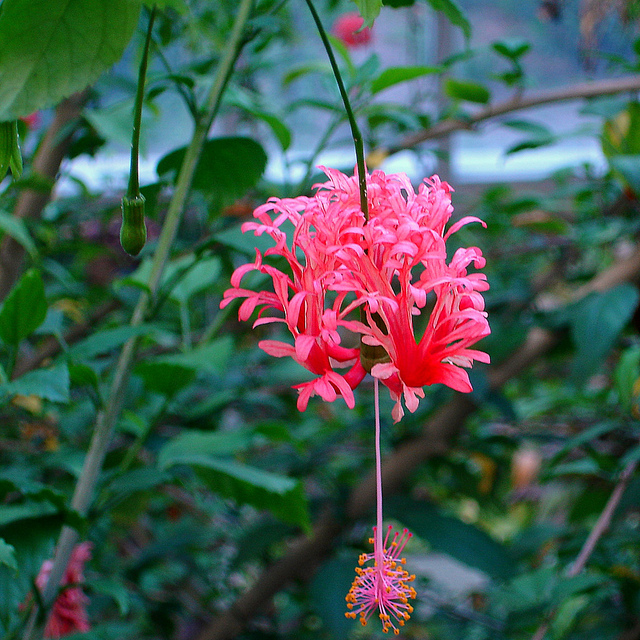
[530,456,638,640]
[569,458,638,577]
[389,74,640,153]
[192,232,640,640]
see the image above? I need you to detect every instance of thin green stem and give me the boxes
[304,0,368,220]
[21,2,254,638]
[128,6,157,198]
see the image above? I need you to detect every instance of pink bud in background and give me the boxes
[20,112,41,129]
[332,12,372,48]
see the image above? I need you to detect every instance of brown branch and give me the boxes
[0,91,88,300]
[193,236,640,640]
[567,457,638,577]
[389,74,640,153]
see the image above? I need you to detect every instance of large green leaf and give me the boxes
[0,0,142,121]
[157,137,267,204]
[163,453,310,529]
[386,496,515,579]
[67,324,159,361]
[570,284,640,382]
[158,430,254,469]
[134,337,233,396]
[0,268,47,345]
[2,363,70,403]
[371,65,440,94]
[158,337,233,374]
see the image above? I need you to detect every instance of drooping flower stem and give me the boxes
[304,0,369,220]
[374,377,384,567]
[21,2,255,638]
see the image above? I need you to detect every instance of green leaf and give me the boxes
[0,539,16,572]
[157,137,267,204]
[282,62,332,87]
[570,284,640,382]
[158,430,254,470]
[444,78,490,104]
[215,220,293,256]
[169,256,221,305]
[615,345,640,410]
[350,0,383,27]
[0,268,47,345]
[502,119,552,137]
[492,38,531,60]
[0,0,142,121]
[425,0,471,40]
[310,556,359,636]
[386,496,515,579]
[498,565,557,612]
[134,337,233,396]
[505,136,555,155]
[550,595,589,640]
[134,361,196,396]
[89,578,131,615]
[0,501,58,528]
[165,454,309,529]
[0,209,36,258]
[84,99,152,152]
[68,324,158,361]
[370,65,440,94]
[383,0,415,6]
[610,155,640,195]
[158,337,233,374]
[2,363,70,403]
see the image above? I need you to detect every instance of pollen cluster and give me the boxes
[345,526,416,634]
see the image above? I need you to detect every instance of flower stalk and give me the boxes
[304,0,368,220]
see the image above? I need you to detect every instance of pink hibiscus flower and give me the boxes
[35,542,92,638]
[222,167,489,421]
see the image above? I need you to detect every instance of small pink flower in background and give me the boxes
[222,167,489,421]
[345,525,416,634]
[20,112,40,129]
[332,12,372,48]
[35,542,92,638]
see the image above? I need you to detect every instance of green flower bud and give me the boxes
[120,194,147,256]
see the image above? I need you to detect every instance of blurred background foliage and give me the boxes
[1,0,640,639]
